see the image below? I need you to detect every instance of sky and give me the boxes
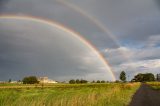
[0,0,160,81]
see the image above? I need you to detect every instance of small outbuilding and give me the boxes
[38,77,58,84]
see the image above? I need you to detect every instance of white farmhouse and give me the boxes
[38,77,57,84]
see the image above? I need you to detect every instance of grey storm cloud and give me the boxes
[0,18,113,81]
[69,0,160,43]
[0,0,160,80]
[0,0,118,49]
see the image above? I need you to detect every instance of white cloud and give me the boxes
[119,59,160,69]
[102,45,160,79]
[112,59,160,80]
[102,47,133,66]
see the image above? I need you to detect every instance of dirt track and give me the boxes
[129,83,160,106]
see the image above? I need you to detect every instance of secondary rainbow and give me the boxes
[0,15,116,81]
[57,0,132,62]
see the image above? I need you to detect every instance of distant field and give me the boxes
[0,83,140,106]
[147,82,160,90]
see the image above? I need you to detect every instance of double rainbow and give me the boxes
[0,15,116,81]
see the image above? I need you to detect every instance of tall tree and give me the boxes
[156,74,160,81]
[119,71,126,82]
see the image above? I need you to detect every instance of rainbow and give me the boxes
[57,0,120,47]
[57,0,132,62]
[0,15,116,81]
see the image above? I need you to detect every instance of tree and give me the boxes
[69,79,88,84]
[97,80,100,83]
[92,80,95,83]
[22,76,39,84]
[101,80,105,83]
[76,79,80,83]
[156,74,159,81]
[156,74,160,81]
[119,71,126,82]
[115,80,120,83]
[8,79,11,83]
[80,79,88,83]
[131,73,155,82]
[69,79,76,84]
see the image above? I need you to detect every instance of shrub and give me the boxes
[101,80,105,83]
[97,80,100,83]
[69,79,76,84]
[22,76,39,84]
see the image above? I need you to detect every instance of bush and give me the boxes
[22,76,39,84]
[80,79,88,83]
[97,80,100,83]
[69,79,76,84]
[76,79,80,83]
[69,79,88,84]
[101,80,105,83]
[115,80,120,83]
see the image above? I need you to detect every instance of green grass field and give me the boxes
[0,83,140,106]
[147,82,160,90]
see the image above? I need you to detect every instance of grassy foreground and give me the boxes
[0,83,140,106]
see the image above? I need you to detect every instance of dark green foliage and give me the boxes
[131,73,155,82]
[69,79,88,84]
[97,80,100,83]
[69,79,76,84]
[22,76,39,84]
[8,79,11,83]
[76,79,80,83]
[101,80,105,83]
[80,79,88,83]
[115,80,120,83]
[156,74,160,81]
[69,79,107,84]
[120,71,126,82]
[92,80,106,83]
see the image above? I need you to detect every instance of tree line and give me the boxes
[69,79,106,84]
[7,71,159,84]
[119,71,159,82]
